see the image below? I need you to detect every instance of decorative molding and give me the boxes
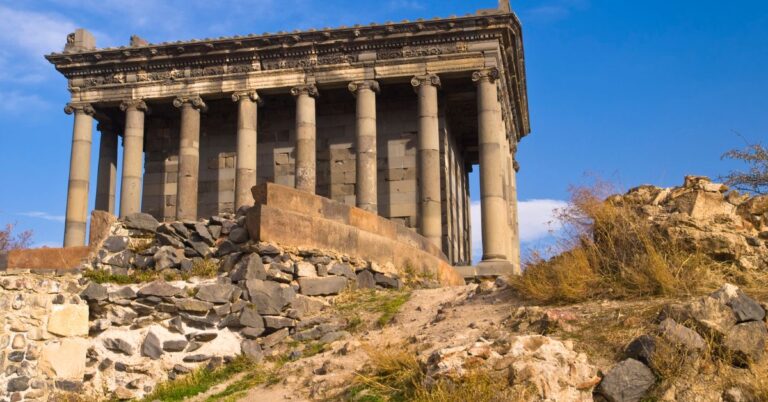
[173,96,207,111]
[290,84,319,98]
[262,52,357,71]
[231,90,262,104]
[64,103,95,116]
[471,67,500,84]
[119,99,149,113]
[347,80,380,95]
[377,42,467,60]
[410,74,441,90]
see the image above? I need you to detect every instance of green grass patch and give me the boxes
[83,269,163,285]
[140,356,258,402]
[334,289,411,332]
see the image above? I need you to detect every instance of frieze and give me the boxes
[261,52,358,71]
[377,42,467,60]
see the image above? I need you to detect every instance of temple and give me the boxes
[46,2,530,275]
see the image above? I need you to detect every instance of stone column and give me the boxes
[63,103,95,247]
[95,121,118,214]
[509,157,521,274]
[348,80,380,213]
[173,96,207,221]
[119,99,148,218]
[473,67,511,266]
[232,91,261,210]
[411,74,442,247]
[291,84,319,193]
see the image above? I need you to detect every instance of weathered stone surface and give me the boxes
[7,376,30,392]
[328,262,356,279]
[239,308,265,335]
[231,254,267,282]
[104,337,135,355]
[194,223,215,246]
[163,340,189,352]
[38,338,88,380]
[123,213,160,232]
[109,286,137,302]
[103,236,129,252]
[195,284,238,304]
[660,296,737,337]
[229,227,250,243]
[298,276,348,296]
[157,232,185,248]
[374,273,401,289]
[216,240,240,257]
[47,304,89,337]
[241,340,263,361]
[723,321,768,363]
[625,335,656,366]
[356,270,376,289]
[245,279,295,314]
[261,328,289,348]
[710,284,766,323]
[81,282,108,302]
[154,246,182,270]
[289,294,328,319]
[141,329,163,359]
[103,250,135,268]
[137,280,183,298]
[659,318,706,351]
[174,298,214,314]
[295,261,317,278]
[90,210,118,246]
[597,358,655,402]
[264,316,296,330]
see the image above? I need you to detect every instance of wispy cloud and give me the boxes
[18,211,65,223]
[0,91,52,114]
[470,199,567,263]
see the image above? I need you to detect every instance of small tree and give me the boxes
[0,223,33,252]
[721,141,768,195]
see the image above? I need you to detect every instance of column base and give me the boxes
[475,259,516,278]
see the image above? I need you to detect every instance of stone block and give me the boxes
[39,338,88,380]
[47,304,89,337]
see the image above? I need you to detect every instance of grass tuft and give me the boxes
[334,289,411,332]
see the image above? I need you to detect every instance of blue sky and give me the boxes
[0,0,766,258]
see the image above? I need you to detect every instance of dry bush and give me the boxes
[721,141,768,195]
[0,223,32,252]
[511,181,727,304]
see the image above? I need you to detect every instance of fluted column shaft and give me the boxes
[95,122,118,214]
[411,74,442,247]
[349,80,380,213]
[63,103,95,247]
[509,157,521,274]
[174,96,206,221]
[291,84,319,193]
[119,100,148,218]
[474,68,509,262]
[232,91,260,210]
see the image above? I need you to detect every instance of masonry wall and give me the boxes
[141,86,470,265]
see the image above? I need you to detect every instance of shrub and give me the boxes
[0,223,32,252]
[721,141,768,194]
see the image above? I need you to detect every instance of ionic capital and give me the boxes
[290,84,319,98]
[348,80,380,96]
[472,67,500,84]
[173,96,207,111]
[64,102,95,116]
[119,99,149,113]
[410,74,441,91]
[231,90,262,104]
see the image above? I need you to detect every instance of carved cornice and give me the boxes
[471,67,500,84]
[173,96,207,111]
[231,90,262,104]
[119,99,149,112]
[410,74,441,90]
[64,103,95,116]
[290,84,319,98]
[348,80,380,95]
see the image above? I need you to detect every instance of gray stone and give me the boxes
[261,328,289,348]
[81,282,108,302]
[137,280,183,298]
[168,316,184,334]
[109,286,137,302]
[183,354,211,362]
[103,236,129,252]
[104,337,134,355]
[298,276,348,296]
[239,308,265,335]
[231,254,267,282]
[55,380,83,392]
[123,213,160,232]
[597,358,655,402]
[195,223,215,246]
[625,335,656,366]
[153,246,181,270]
[187,241,212,259]
[295,261,317,278]
[180,312,218,327]
[724,321,768,363]
[241,340,263,362]
[659,318,706,351]
[263,316,296,330]
[216,240,240,257]
[229,227,250,243]
[175,298,214,314]
[710,284,766,323]
[141,330,163,360]
[157,233,184,249]
[103,250,135,268]
[659,296,738,337]
[171,222,191,239]
[163,340,188,352]
[356,270,376,289]
[134,254,155,269]
[241,327,266,339]
[7,376,29,392]
[289,294,327,319]
[195,284,238,304]
[245,279,295,315]
[190,332,218,342]
[256,243,281,256]
[319,331,349,344]
[374,273,401,289]
[267,267,293,283]
[328,262,356,280]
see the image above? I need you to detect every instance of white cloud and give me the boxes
[470,199,567,261]
[0,91,52,114]
[18,211,65,223]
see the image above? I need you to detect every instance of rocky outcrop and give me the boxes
[612,176,768,270]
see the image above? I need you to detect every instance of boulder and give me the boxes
[137,280,183,298]
[229,227,250,244]
[298,276,348,296]
[195,284,238,304]
[81,282,108,302]
[174,298,214,314]
[710,284,766,323]
[103,236,129,253]
[157,233,185,249]
[153,246,181,270]
[356,270,376,289]
[231,255,267,282]
[245,279,295,315]
[328,262,356,280]
[239,308,265,335]
[47,304,89,337]
[295,261,317,278]
[103,250,135,268]
[723,321,768,363]
[216,240,240,257]
[241,340,263,362]
[123,213,160,232]
[374,273,401,289]
[658,318,706,352]
[659,296,737,337]
[194,223,216,246]
[597,358,655,402]
[625,335,656,366]
[289,294,328,319]
[89,210,117,246]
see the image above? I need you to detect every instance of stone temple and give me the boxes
[46,1,530,276]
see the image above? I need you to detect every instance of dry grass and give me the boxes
[334,289,411,332]
[511,182,735,304]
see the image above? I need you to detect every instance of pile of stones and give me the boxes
[612,176,768,271]
[597,284,768,402]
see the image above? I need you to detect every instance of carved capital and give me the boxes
[471,67,500,84]
[231,90,262,104]
[290,84,319,98]
[119,99,149,113]
[348,80,380,96]
[410,74,441,91]
[173,96,207,111]
[64,102,95,116]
